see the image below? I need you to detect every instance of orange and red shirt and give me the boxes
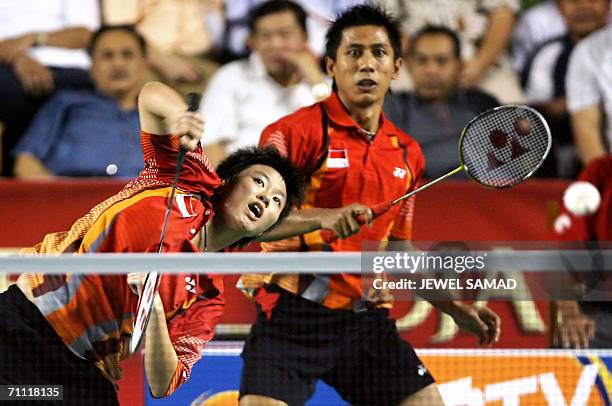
[240,92,425,310]
[20,131,224,396]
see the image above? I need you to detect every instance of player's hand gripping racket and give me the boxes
[321,105,552,243]
[129,92,201,355]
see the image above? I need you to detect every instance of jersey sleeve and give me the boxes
[258,112,323,173]
[161,276,225,396]
[139,131,221,196]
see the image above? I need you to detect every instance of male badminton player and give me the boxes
[239,5,500,406]
[0,82,303,404]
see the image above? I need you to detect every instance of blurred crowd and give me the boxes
[0,0,611,180]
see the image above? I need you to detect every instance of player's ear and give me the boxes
[325,56,336,79]
[392,57,403,80]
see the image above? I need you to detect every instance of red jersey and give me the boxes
[240,92,425,310]
[20,131,224,396]
[553,155,612,241]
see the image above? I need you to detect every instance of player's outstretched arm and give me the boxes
[256,204,373,242]
[138,81,203,151]
[128,273,178,398]
[145,292,178,397]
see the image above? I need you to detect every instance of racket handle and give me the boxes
[176,93,201,154]
[186,92,200,112]
[320,201,392,245]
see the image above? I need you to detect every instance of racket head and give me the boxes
[129,272,162,354]
[458,105,552,189]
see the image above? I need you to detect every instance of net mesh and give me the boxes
[1,254,611,405]
[461,106,551,188]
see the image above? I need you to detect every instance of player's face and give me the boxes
[559,0,609,40]
[91,30,147,98]
[408,34,461,102]
[326,25,401,108]
[221,164,287,236]
[249,11,308,77]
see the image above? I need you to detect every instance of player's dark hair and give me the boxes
[88,25,147,56]
[325,4,402,61]
[409,25,461,59]
[213,147,305,248]
[248,0,308,35]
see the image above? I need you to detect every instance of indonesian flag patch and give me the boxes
[327,149,349,168]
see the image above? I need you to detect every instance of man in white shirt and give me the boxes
[200,0,330,166]
[0,0,100,175]
[521,0,609,177]
[566,24,612,165]
[512,0,567,73]
[219,0,364,59]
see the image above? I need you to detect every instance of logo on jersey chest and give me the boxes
[393,167,407,179]
[326,149,349,168]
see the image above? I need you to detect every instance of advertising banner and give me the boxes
[147,345,612,406]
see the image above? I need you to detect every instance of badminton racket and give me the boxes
[321,105,552,244]
[129,92,201,354]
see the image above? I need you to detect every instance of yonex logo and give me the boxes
[393,167,407,179]
[487,116,533,171]
[185,276,196,294]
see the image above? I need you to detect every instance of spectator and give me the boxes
[0,0,100,175]
[200,0,330,166]
[384,26,499,179]
[382,0,524,104]
[512,0,567,73]
[522,0,609,178]
[12,26,147,179]
[552,155,612,348]
[566,24,612,165]
[102,0,223,96]
[220,0,364,60]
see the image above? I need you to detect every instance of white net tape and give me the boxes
[1,250,612,273]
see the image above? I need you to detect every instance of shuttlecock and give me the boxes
[563,181,601,216]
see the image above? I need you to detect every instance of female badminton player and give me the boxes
[0,82,303,404]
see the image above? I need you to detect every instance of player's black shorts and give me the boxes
[240,289,435,406]
[0,285,119,405]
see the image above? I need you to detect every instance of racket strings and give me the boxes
[461,106,551,188]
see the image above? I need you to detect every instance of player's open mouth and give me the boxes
[247,202,263,220]
[357,79,377,91]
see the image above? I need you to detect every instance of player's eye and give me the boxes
[348,49,361,57]
[253,177,264,187]
[374,48,387,57]
[273,196,282,206]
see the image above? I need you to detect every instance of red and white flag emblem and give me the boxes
[327,149,349,168]
[175,194,197,218]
